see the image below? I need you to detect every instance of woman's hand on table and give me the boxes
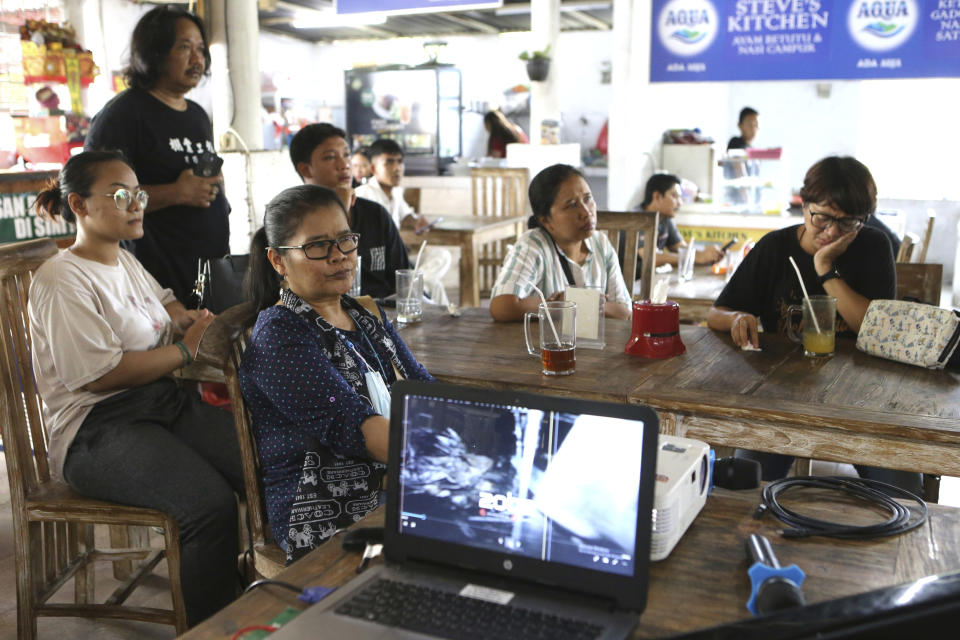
[730,312,760,348]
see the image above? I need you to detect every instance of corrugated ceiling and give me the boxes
[259,0,612,42]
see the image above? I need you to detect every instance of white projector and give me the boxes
[650,434,711,561]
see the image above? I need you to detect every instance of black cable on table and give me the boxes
[755,476,928,540]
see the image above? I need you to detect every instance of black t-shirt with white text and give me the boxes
[351,197,411,299]
[714,225,895,337]
[86,88,230,305]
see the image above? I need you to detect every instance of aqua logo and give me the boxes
[847,0,917,51]
[658,0,718,57]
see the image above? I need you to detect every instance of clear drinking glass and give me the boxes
[395,269,423,324]
[524,301,577,375]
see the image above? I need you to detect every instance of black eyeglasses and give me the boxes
[275,233,361,260]
[808,211,867,233]
[102,188,149,211]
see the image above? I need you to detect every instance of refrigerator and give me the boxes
[345,64,462,176]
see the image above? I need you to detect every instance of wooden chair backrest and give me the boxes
[596,210,659,301]
[197,303,275,549]
[897,232,917,263]
[402,187,421,213]
[896,263,942,306]
[916,210,936,264]
[0,238,59,505]
[470,167,528,218]
[470,167,529,297]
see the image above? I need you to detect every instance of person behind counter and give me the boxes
[85,6,228,306]
[239,184,434,563]
[29,150,243,626]
[706,156,918,494]
[642,173,724,269]
[484,109,528,158]
[727,107,759,151]
[289,123,410,299]
[489,164,632,322]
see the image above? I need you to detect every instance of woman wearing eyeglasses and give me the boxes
[240,184,433,564]
[708,156,896,349]
[707,156,919,494]
[29,150,244,626]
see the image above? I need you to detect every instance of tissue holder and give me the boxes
[625,300,686,359]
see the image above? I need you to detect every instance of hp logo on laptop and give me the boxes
[503,559,513,571]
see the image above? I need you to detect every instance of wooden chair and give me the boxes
[896,263,943,305]
[470,167,529,298]
[0,238,187,639]
[402,187,421,213]
[196,303,286,579]
[916,209,936,264]
[596,210,659,301]
[896,232,917,263]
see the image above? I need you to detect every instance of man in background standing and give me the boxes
[727,107,759,151]
[85,6,227,306]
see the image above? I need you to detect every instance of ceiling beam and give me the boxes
[567,10,609,30]
[439,12,500,34]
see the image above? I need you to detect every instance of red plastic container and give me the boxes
[624,300,686,359]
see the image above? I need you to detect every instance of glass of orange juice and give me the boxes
[791,296,837,357]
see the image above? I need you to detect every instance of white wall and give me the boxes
[297,30,612,160]
[612,0,960,206]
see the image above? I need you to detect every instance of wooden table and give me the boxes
[180,489,960,639]
[395,308,960,477]
[661,267,727,325]
[399,215,526,307]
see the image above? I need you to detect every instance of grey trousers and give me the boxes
[64,378,244,626]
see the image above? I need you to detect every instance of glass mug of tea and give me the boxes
[787,295,837,357]
[523,301,577,375]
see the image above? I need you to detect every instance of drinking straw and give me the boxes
[787,256,822,334]
[524,280,562,346]
[405,240,428,307]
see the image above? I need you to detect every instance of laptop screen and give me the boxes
[394,388,648,579]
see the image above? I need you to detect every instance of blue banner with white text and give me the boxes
[650,0,960,82]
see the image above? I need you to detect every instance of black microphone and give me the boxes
[713,456,761,490]
[745,534,806,616]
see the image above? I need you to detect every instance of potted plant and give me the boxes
[519,46,551,82]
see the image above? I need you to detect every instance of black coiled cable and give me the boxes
[755,475,928,540]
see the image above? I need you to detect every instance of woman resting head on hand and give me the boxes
[240,184,433,563]
[707,155,893,349]
[29,150,244,627]
[489,164,632,322]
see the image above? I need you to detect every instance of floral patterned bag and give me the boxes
[856,299,960,369]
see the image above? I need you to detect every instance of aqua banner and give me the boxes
[650,1,960,82]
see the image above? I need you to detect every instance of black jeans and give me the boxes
[734,449,924,497]
[64,378,244,626]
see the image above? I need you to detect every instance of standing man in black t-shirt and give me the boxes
[727,107,759,151]
[85,6,228,306]
[288,123,410,299]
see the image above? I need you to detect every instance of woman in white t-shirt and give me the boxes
[28,150,244,626]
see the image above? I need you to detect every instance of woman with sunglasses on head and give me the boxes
[29,150,244,627]
[708,156,896,349]
[240,184,433,564]
[707,156,919,495]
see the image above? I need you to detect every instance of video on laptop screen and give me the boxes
[396,394,646,578]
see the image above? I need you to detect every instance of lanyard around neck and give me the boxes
[545,230,576,286]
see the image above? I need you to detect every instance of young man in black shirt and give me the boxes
[85,6,227,306]
[289,124,410,299]
[727,107,759,151]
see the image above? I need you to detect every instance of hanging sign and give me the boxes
[650,0,960,82]
[337,0,503,15]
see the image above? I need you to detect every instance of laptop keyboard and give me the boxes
[335,578,605,640]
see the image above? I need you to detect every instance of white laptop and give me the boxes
[270,380,660,640]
